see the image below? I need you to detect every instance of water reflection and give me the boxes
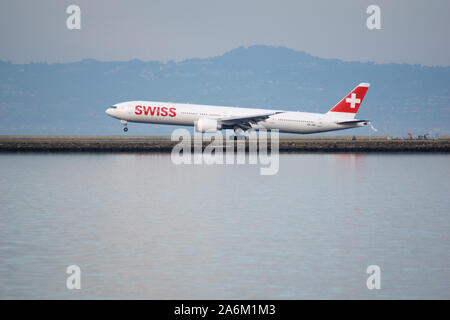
[0,153,448,299]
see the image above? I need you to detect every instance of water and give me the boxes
[0,153,449,299]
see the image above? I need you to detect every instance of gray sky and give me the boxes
[1,0,449,66]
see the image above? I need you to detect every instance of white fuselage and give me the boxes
[106,101,367,134]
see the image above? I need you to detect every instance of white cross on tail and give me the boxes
[346,93,361,108]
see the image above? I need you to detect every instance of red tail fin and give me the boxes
[327,83,370,118]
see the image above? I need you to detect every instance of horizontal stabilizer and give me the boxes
[336,119,369,125]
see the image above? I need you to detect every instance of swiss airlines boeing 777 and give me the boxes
[105,83,372,134]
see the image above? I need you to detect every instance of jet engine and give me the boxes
[195,118,222,133]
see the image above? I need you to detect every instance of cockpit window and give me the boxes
[110,106,118,109]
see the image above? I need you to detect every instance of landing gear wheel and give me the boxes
[120,120,128,133]
[233,127,246,140]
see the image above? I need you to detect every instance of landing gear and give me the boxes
[233,127,245,136]
[121,120,128,133]
[233,127,246,140]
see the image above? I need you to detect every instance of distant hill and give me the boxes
[1,45,449,136]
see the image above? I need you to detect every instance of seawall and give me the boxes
[0,136,449,153]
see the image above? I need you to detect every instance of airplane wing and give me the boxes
[219,111,284,129]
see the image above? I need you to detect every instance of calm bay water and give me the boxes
[0,153,449,299]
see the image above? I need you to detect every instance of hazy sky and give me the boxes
[1,0,449,66]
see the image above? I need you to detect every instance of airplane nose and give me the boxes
[106,107,117,116]
[106,105,120,118]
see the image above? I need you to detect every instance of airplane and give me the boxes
[105,83,372,135]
